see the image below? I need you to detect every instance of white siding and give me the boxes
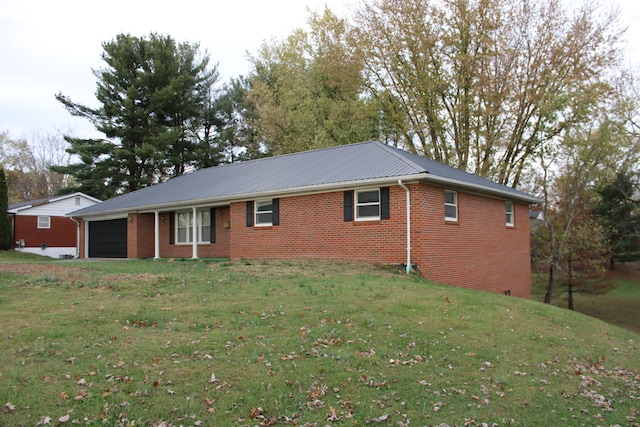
[15,194,99,217]
[17,246,77,259]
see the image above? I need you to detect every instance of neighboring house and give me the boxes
[529,208,546,234]
[69,141,541,297]
[8,192,101,259]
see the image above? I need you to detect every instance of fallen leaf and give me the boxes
[4,402,16,413]
[369,413,389,422]
[36,416,52,425]
[250,407,263,419]
[327,407,340,422]
[57,414,70,425]
[260,417,277,426]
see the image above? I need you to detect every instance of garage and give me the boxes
[88,219,127,258]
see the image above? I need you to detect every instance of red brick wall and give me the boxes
[412,185,532,298]
[13,215,77,248]
[230,184,532,298]
[77,185,532,298]
[128,213,155,258]
[229,188,407,263]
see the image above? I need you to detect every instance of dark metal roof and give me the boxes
[70,141,540,217]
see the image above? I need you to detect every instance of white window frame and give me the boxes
[255,200,273,226]
[355,188,381,221]
[444,190,458,221]
[505,201,515,226]
[175,210,211,244]
[37,216,51,229]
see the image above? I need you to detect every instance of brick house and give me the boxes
[69,142,540,297]
[8,192,101,258]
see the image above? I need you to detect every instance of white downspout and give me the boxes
[398,180,412,273]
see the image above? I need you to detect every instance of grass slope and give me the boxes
[531,263,640,334]
[0,252,638,426]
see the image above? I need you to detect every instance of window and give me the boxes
[505,201,514,226]
[175,210,211,244]
[355,189,380,220]
[75,196,81,206]
[344,188,389,221]
[255,200,273,226]
[444,190,458,221]
[37,216,50,229]
[246,199,279,227]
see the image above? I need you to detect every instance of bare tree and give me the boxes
[534,120,625,305]
[353,0,624,187]
[0,129,73,202]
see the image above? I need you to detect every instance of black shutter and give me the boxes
[246,201,254,227]
[210,208,216,243]
[381,187,390,219]
[169,212,175,244]
[344,191,353,222]
[272,198,280,226]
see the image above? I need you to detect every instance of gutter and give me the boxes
[397,180,412,274]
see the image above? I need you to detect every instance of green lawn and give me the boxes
[1,252,638,426]
[532,265,640,334]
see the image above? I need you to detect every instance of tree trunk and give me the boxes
[568,283,574,310]
[567,254,574,310]
[544,225,562,304]
[544,263,557,304]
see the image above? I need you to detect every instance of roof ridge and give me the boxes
[372,142,428,173]
[178,141,376,174]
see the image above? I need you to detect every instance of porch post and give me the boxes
[154,211,160,259]
[191,207,198,259]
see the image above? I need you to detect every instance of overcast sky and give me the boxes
[1,0,639,140]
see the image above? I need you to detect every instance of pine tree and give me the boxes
[594,173,640,264]
[0,167,12,250]
[54,33,221,199]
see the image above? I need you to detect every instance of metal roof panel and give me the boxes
[70,141,539,216]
